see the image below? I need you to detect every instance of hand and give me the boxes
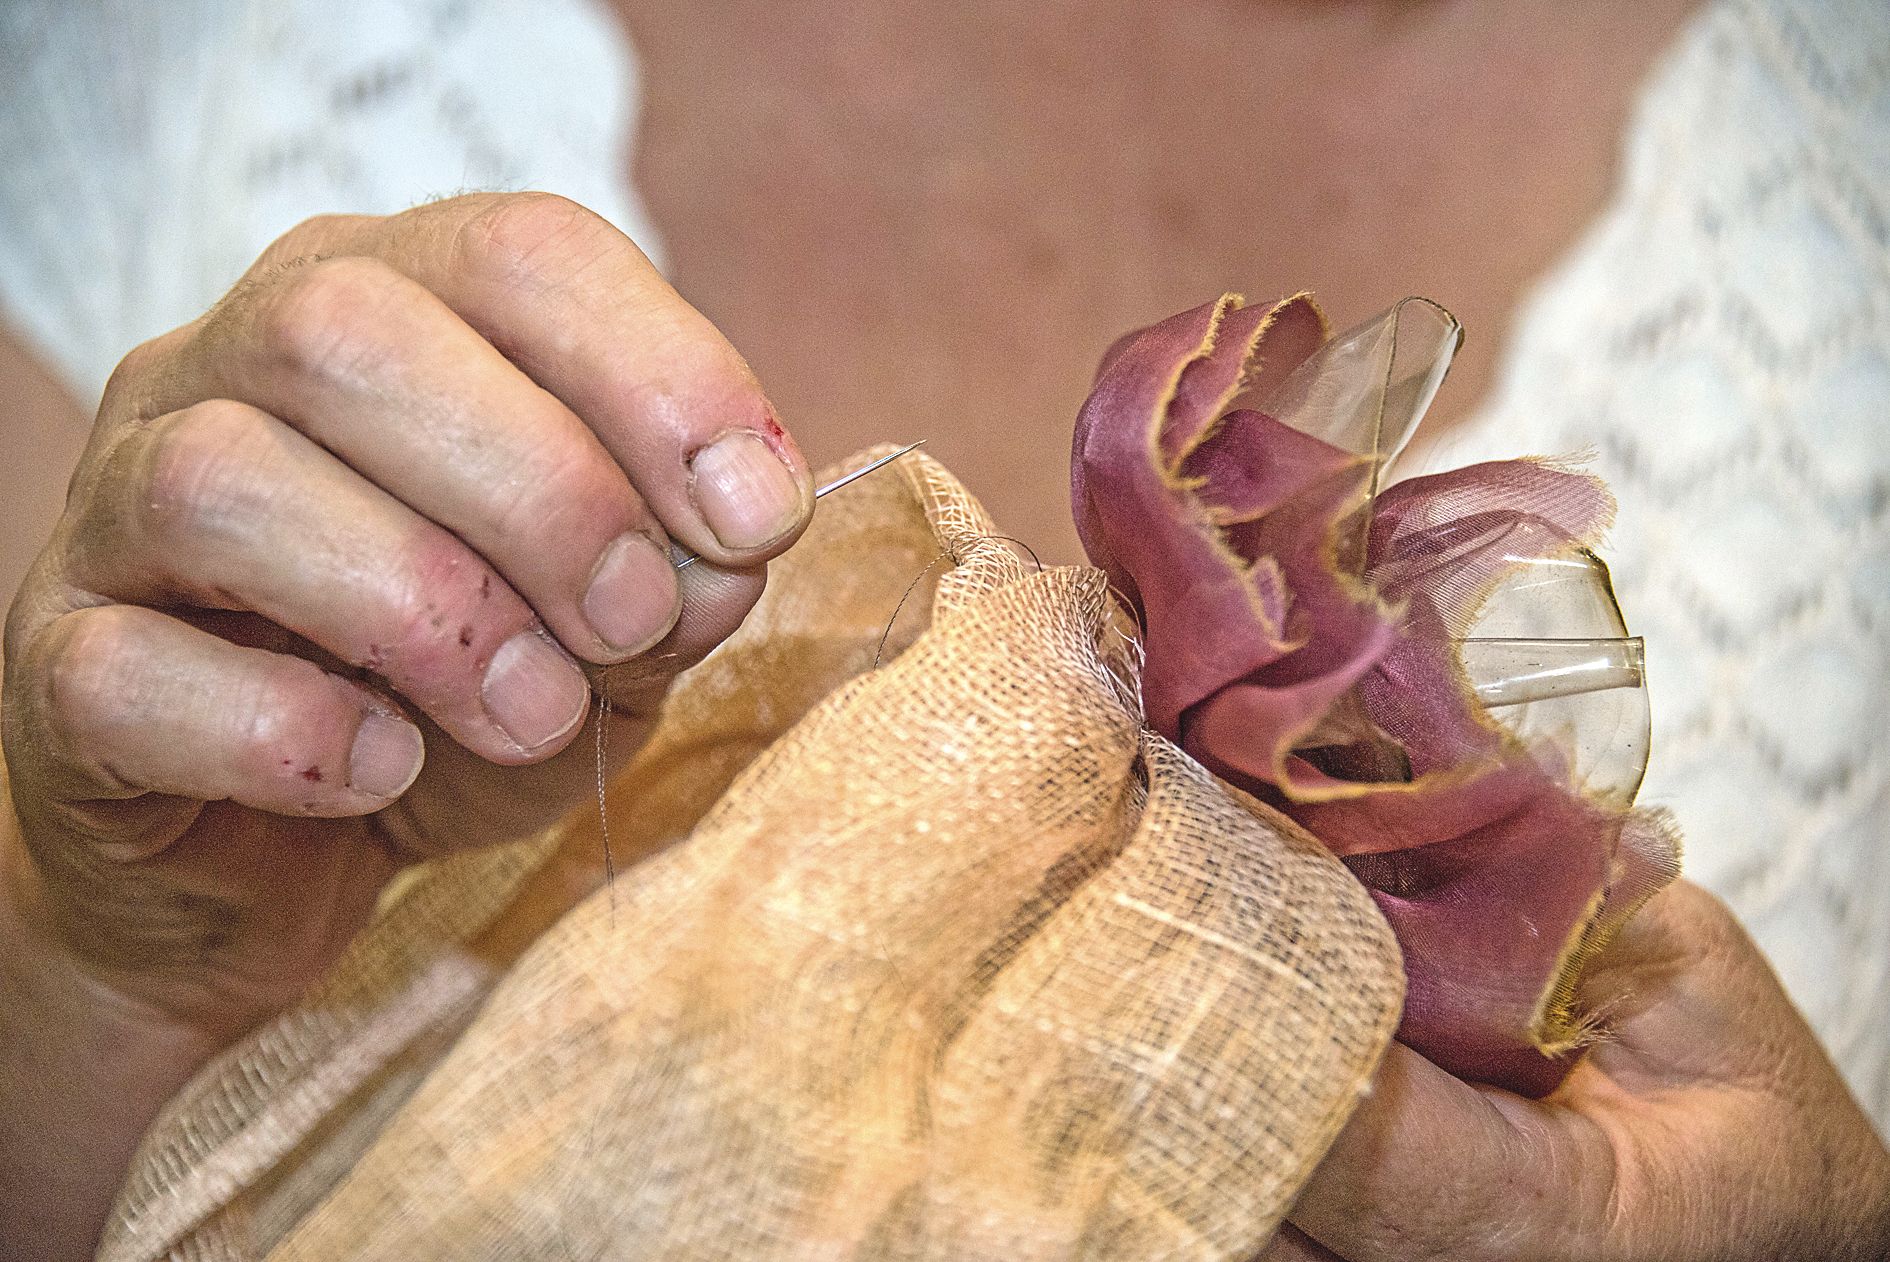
[1262,880,1890,1261]
[0,193,812,1257]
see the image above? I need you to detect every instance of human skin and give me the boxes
[0,327,85,610]
[617,0,1704,560]
[0,192,815,1260]
[0,1,1707,606]
[1259,880,1890,1261]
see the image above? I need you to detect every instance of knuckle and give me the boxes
[135,400,270,545]
[257,212,370,267]
[41,605,144,738]
[249,255,406,382]
[453,192,620,288]
[1660,877,1729,928]
[97,334,175,421]
[1673,880,1746,948]
[1635,878,1750,973]
[377,530,505,687]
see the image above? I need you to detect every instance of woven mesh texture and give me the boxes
[99,451,1403,1261]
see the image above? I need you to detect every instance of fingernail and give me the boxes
[481,628,588,753]
[583,532,681,656]
[349,710,425,799]
[689,430,807,551]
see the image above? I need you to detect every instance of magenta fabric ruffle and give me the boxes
[1072,294,1679,1096]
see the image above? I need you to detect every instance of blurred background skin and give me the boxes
[0,334,75,604]
[0,0,1703,601]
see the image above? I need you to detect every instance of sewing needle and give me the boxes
[673,440,927,570]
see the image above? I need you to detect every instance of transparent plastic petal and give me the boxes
[1456,551,1651,808]
[1266,296,1464,492]
[1254,296,1650,809]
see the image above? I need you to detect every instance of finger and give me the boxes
[1286,1044,1617,1262]
[131,255,683,665]
[63,399,590,764]
[595,554,771,709]
[306,194,814,565]
[12,602,425,821]
[382,556,770,852]
[1565,880,1890,1261]
[1575,880,1837,1095]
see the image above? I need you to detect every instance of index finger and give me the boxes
[292,194,814,568]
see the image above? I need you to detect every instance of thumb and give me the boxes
[1573,879,1807,1094]
[1283,1038,1617,1262]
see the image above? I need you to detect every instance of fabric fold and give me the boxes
[1072,294,1680,1095]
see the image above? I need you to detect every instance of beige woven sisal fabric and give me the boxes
[99,451,1404,1261]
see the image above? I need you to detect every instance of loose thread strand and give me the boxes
[873,534,1044,669]
[594,671,616,919]
[874,550,953,670]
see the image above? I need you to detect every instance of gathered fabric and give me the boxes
[100,450,1403,1262]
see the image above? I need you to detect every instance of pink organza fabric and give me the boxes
[1072,293,1679,1094]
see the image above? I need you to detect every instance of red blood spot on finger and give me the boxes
[747,408,795,463]
[480,575,492,599]
[458,624,474,647]
[301,766,324,783]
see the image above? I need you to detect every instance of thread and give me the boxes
[594,669,614,916]
[873,534,1043,669]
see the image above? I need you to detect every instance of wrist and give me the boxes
[2,816,224,1260]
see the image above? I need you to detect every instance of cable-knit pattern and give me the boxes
[1421,0,1890,1128]
[0,0,655,408]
